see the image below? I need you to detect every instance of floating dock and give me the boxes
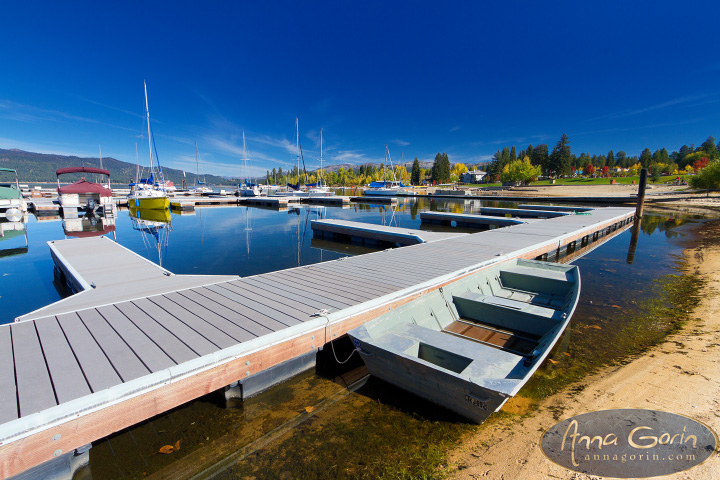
[300,196,352,206]
[478,207,569,218]
[350,196,398,204]
[310,219,467,246]
[419,212,531,228]
[1,207,635,478]
[517,204,593,213]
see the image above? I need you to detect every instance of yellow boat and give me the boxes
[129,205,172,223]
[126,81,171,212]
[127,194,169,211]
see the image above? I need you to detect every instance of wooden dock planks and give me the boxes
[11,321,57,417]
[97,305,177,372]
[0,328,18,423]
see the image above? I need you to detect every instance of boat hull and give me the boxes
[128,196,169,210]
[347,258,580,424]
[350,334,508,423]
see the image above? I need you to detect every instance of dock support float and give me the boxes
[9,444,91,480]
[223,351,318,406]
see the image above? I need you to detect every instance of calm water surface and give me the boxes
[1,197,510,322]
[0,198,713,479]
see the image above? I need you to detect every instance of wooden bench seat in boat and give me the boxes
[444,320,538,355]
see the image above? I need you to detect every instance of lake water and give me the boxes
[0,198,713,478]
[2,197,518,323]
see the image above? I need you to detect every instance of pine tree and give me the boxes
[411,158,421,185]
[701,136,718,159]
[510,146,517,162]
[639,148,652,167]
[531,144,549,173]
[549,134,572,177]
[431,153,451,183]
[607,150,615,167]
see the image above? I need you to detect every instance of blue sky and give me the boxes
[1,1,719,178]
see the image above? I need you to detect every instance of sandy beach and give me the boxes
[445,220,720,480]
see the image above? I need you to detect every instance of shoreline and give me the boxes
[444,219,720,479]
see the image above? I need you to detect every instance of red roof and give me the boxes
[58,180,112,197]
[56,167,111,177]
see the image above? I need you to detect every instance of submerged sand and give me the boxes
[445,227,720,479]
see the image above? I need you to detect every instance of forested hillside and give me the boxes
[0,148,240,185]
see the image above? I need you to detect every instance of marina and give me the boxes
[0,204,634,478]
[3,3,719,477]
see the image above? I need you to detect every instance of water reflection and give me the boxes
[128,207,172,267]
[0,213,28,258]
[62,211,116,240]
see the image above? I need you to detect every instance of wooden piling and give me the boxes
[635,168,648,220]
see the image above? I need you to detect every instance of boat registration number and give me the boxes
[465,394,488,410]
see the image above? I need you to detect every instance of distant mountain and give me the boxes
[0,149,242,185]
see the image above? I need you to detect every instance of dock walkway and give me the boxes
[419,212,533,228]
[1,207,634,478]
[310,219,467,245]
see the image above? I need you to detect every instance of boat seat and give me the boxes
[482,271,569,310]
[387,323,526,381]
[452,291,565,337]
[498,265,573,297]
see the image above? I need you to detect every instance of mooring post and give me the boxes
[627,220,641,264]
[635,168,648,220]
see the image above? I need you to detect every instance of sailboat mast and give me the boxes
[195,141,199,187]
[384,145,388,183]
[135,143,139,183]
[243,130,247,181]
[144,81,154,174]
[99,144,103,170]
[295,117,300,186]
[320,128,323,187]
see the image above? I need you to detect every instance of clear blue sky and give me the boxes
[1,1,719,178]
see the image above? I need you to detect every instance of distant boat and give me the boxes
[56,166,114,214]
[0,167,28,222]
[237,130,263,197]
[0,168,28,257]
[347,258,580,424]
[276,118,310,197]
[190,142,212,195]
[127,81,170,210]
[306,128,333,197]
[363,147,416,196]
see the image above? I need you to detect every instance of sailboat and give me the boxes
[127,81,170,210]
[276,118,309,197]
[306,128,333,197]
[191,142,212,194]
[237,130,263,197]
[363,146,416,196]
